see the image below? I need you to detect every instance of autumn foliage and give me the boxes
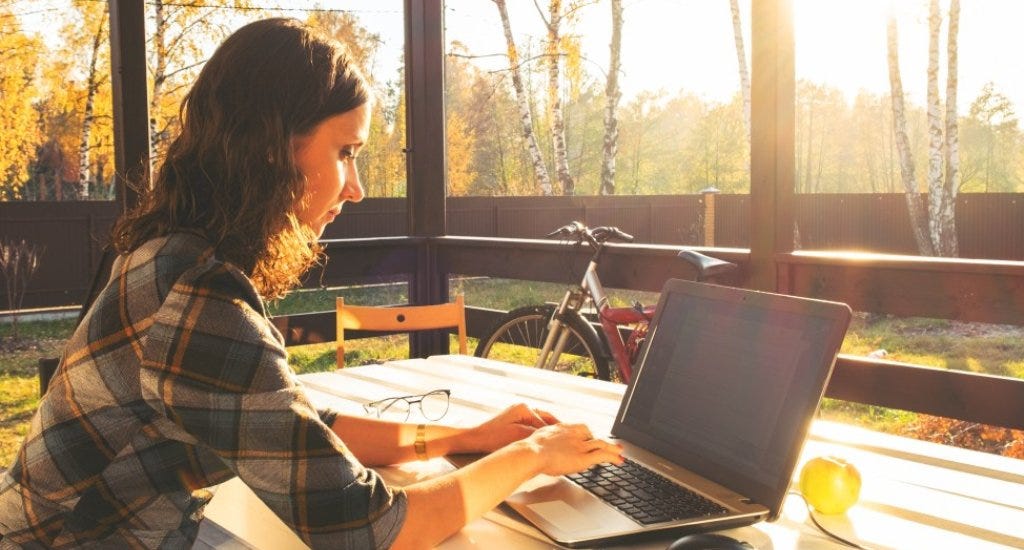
[907,415,1024,459]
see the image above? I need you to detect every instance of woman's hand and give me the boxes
[522,423,623,477]
[396,420,621,549]
[453,403,558,454]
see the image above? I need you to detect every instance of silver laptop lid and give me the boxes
[612,279,852,520]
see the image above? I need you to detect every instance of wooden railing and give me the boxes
[274,236,1024,432]
[4,194,1024,310]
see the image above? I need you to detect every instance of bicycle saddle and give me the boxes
[677,250,737,281]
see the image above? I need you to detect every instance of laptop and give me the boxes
[500,278,852,548]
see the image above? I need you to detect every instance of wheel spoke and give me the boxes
[476,307,609,380]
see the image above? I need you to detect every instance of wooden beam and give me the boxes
[319,237,1024,326]
[107,0,150,212]
[779,252,1024,324]
[750,0,795,291]
[312,238,419,288]
[435,236,749,292]
[827,355,1024,431]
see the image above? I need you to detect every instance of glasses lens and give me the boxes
[377,398,411,421]
[419,390,450,420]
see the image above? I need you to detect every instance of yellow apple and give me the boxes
[798,456,862,515]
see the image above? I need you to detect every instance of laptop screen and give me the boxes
[613,280,851,516]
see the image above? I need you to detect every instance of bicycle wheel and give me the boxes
[474,304,611,380]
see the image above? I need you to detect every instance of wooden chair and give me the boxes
[335,295,467,368]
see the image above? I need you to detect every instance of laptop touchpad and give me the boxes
[526,500,599,533]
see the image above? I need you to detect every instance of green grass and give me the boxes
[839,313,1024,376]
[268,282,408,316]
[2,280,1022,465]
[0,318,76,466]
[450,276,661,312]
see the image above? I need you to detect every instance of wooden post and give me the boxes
[404,0,448,357]
[701,187,721,247]
[108,0,151,212]
[749,0,795,291]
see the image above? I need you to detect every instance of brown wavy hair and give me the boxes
[113,18,371,300]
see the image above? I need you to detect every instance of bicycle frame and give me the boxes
[479,222,737,383]
[534,243,656,382]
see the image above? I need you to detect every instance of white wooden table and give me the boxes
[196,355,1024,549]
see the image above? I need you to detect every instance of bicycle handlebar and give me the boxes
[591,226,634,243]
[545,221,634,244]
[545,221,586,238]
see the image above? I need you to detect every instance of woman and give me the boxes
[0,18,621,550]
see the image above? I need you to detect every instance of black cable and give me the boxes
[787,491,873,550]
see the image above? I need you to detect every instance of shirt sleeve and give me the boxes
[139,261,406,550]
[317,407,342,430]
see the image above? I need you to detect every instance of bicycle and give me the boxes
[474,221,738,383]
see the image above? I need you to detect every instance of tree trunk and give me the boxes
[493,0,552,195]
[599,0,622,195]
[925,0,947,256]
[941,0,961,256]
[543,0,575,195]
[802,100,814,193]
[730,0,751,145]
[150,0,167,158]
[886,15,934,255]
[77,8,107,200]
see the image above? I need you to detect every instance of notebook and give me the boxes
[502,278,852,548]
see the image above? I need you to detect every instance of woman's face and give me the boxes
[292,103,370,238]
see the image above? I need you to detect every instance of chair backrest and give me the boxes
[335,295,467,368]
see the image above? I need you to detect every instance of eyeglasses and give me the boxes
[363,389,451,422]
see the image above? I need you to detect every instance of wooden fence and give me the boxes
[2,193,1022,309]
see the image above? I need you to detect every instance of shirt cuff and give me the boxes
[317,406,341,429]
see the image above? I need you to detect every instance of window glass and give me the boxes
[794,0,1023,262]
[142,1,408,235]
[795,0,1023,458]
[145,2,407,201]
[1,1,114,201]
[444,0,750,247]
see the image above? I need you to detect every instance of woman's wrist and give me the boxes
[504,438,545,478]
[444,425,480,455]
[417,424,474,458]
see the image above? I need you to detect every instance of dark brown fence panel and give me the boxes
[2,193,1023,309]
[0,201,119,309]
[715,194,750,248]
[795,193,920,254]
[651,199,705,245]
[495,198,586,238]
[958,193,1024,261]
[321,198,406,239]
[446,195,705,244]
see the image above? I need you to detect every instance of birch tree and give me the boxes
[536,0,576,195]
[924,0,960,256]
[729,0,751,144]
[940,0,961,255]
[925,1,944,230]
[76,3,108,199]
[493,0,552,195]
[886,13,934,255]
[598,0,622,195]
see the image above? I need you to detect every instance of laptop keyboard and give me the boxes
[566,459,728,525]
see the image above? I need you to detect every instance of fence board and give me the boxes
[0,202,118,309]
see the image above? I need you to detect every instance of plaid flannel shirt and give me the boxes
[0,232,406,549]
